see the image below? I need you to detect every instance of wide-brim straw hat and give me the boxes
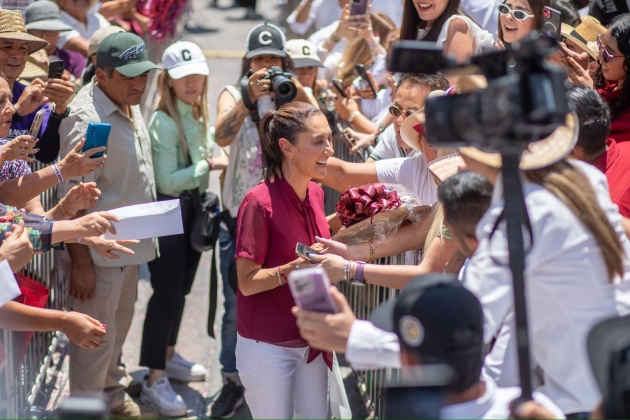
[561,16,606,60]
[19,54,48,81]
[400,90,447,152]
[0,10,49,54]
[428,153,465,185]
[459,113,578,170]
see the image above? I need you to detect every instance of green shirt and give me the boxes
[149,100,215,197]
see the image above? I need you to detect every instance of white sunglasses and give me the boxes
[497,4,535,21]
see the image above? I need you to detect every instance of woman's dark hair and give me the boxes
[497,0,550,44]
[596,14,630,119]
[551,0,580,27]
[567,85,611,157]
[259,102,323,181]
[400,0,464,42]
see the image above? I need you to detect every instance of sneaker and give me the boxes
[140,377,188,418]
[210,380,244,419]
[166,353,206,382]
[111,393,141,419]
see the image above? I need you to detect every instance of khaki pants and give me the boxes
[63,261,138,406]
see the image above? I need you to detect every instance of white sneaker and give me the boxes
[166,352,206,382]
[140,377,187,418]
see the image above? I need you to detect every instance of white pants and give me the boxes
[236,334,329,419]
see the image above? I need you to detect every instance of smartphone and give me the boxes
[331,78,347,98]
[336,123,372,162]
[349,0,369,16]
[28,108,46,138]
[295,242,321,262]
[288,267,338,314]
[82,122,111,158]
[354,63,377,98]
[48,60,64,80]
[542,6,562,41]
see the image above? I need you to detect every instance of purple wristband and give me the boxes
[351,261,366,286]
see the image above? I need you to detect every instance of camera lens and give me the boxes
[271,74,298,102]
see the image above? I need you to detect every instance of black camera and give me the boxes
[261,66,298,102]
[387,34,569,151]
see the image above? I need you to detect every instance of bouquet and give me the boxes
[332,183,431,246]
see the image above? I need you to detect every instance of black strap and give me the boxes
[207,246,219,338]
[240,72,261,127]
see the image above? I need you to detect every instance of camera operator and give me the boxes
[212,22,317,418]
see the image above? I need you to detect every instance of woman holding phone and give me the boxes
[139,41,228,417]
[234,102,334,419]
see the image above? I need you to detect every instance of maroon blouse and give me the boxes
[235,177,332,365]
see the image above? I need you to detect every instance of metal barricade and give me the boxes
[324,131,366,215]
[0,161,63,419]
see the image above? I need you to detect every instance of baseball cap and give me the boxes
[286,39,322,68]
[162,41,209,80]
[96,32,159,78]
[371,274,484,364]
[245,22,287,59]
[88,26,125,57]
[25,1,73,32]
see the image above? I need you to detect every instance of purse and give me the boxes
[13,273,50,370]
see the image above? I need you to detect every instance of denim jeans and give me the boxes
[218,228,238,375]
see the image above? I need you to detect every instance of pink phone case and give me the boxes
[288,267,338,314]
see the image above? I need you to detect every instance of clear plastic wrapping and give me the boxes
[332,183,431,246]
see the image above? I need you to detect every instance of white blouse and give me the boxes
[418,14,495,55]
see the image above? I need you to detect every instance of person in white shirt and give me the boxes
[460,0,502,38]
[287,0,404,36]
[460,113,626,416]
[55,0,110,57]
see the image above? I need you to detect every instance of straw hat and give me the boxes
[561,16,606,60]
[459,113,578,170]
[428,154,465,185]
[400,90,447,152]
[19,51,48,81]
[0,10,49,54]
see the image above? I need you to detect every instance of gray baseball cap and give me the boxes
[25,1,73,32]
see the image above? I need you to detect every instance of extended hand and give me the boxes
[57,138,106,179]
[61,182,101,216]
[60,311,107,349]
[2,135,38,162]
[0,221,34,272]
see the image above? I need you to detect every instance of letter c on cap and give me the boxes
[182,49,192,61]
[258,31,273,46]
[302,46,311,56]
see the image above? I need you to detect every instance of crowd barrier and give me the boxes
[325,132,413,418]
[0,161,63,419]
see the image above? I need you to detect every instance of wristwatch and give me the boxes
[351,261,366,286]
[50,104,70,120]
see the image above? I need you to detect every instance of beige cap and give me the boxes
[88,26,125,57]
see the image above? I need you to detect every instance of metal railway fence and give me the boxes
[0,161,63,419]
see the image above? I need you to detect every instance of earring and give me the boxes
[289,157,294,167]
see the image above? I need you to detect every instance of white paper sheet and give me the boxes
[0,260,20,308]
[104,200,184,241]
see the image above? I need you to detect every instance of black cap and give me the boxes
[245,22,287,59]
[371,274,484,364]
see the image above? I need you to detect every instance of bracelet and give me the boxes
[59,198,76,217]
[350,260,357,280]
[52,163,64,184]
[77,237,82,244]
[348,110,360,125]
[364,239,374,262]
[276,266,288,286]
[344,260,351,282]
[330,32,341,43]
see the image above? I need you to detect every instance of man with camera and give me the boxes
[211,22,317,419]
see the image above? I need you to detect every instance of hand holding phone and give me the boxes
[29,108,46,138]
[349,0,369,16]
[354,64,377,98]
[48,60,65,80]
[82,123,111,158]
[288,267,338,314]
[331,78,347,98]
[296,242,321,263]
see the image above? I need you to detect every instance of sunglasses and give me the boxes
[389,105,417,118]
[597,33,625,63]
[497,4,535,21]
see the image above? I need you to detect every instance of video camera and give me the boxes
[387,34,569,151]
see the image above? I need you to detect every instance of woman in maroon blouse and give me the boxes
[234,102,335,419]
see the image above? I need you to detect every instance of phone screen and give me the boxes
[296,243,320,262]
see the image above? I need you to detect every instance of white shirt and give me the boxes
[463,174,620,414]
[287,0,404,35]
[308,21,347,81]
[361,86,392,122]
[433,15,495,54]
[375,154,438,206]
[345,320,401,370]
[441,373,565,419]
[481,160,630,394]
[460,0,502,39]
[58,9,110,50]
[370,124,418,161]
